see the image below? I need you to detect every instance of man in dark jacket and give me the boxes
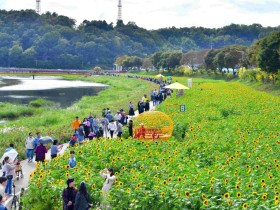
[62,178,77,210]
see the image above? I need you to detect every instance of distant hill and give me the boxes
[0,9,279,69]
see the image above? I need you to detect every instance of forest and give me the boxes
[0,9,279,69]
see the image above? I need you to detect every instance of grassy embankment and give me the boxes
[0,75,158,157]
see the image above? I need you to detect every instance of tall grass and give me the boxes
[0,103,34,119]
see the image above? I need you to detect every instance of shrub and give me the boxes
[29,98,54,108]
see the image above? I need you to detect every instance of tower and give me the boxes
[117,0,122,21]
[36,0,41,14]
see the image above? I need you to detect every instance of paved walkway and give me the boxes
[0,101,156,209]
[0,143,69,209]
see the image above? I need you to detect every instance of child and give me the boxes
[15,159,23,179]
[68,151,76,168]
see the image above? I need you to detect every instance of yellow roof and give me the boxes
[155,74,164,78]
[165,82,189,90]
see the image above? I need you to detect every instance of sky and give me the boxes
[0,0,280,29]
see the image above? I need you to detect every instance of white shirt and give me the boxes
[100,172,116,192]
[25,137,35,149]
[108,122,116,131]
[114,113,121,121]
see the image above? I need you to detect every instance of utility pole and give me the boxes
[36,0,41,14]
[117,0,122,21]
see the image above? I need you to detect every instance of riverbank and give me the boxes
[0,75,158,158]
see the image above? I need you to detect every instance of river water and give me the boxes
[0,76,108,108]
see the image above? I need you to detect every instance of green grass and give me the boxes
[0,103,34,119]
[29,98,55,108]
[240,80,280,96]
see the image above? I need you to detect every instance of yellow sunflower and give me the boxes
[203,199,208,205]
[224,193,230,199]
[242,203,248,209]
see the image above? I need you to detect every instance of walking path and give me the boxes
[0,143,69,209]
[0,101,156,209]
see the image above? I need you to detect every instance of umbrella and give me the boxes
[155,74,164,78]
[0,149,18,163]
[165,82,190,90]
[38,136,54,144]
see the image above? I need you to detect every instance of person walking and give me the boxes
[3,157,17,196]
[34,142,47,162]
[120,112,128,125]
[105,111,114,122]
[88,113,94,132]
[114,111,121,122]
[83,118,91,139]
[50,140,60,159]
[115,121,123,139]
[128,102,135,116]
[72,116,81,133]
[25,132,35,162]
[108,121,116,139]
[101,116,109,139]
[33,132,41,150]
[77,124,85,144]
[74,182,90,210]
[92,115,99,133]
[128,120,133,138]
[62,178,77,210]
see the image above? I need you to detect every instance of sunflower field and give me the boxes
[22,79,280,210]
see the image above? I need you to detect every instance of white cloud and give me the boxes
[1,0,279,29]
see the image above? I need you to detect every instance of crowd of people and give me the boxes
[0,75,175,209]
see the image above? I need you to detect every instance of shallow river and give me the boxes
[0,76,108,108]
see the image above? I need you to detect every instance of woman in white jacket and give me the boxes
[100,168,116,193]
[100,168,116,209]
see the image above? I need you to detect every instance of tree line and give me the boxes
[116,31,280,78]
[0,9,279,70]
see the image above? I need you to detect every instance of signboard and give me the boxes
[180,104,186,112]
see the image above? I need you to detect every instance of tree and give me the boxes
[204,49,220,71]
[256,32,280,73]
[223,45,249,71]
[9,43,23,67]
[213,51,225,72]
[151,52,163,69]
[181,50,210,70]
[142,57,153,69]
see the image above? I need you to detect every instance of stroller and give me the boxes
[15,159,24,180]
